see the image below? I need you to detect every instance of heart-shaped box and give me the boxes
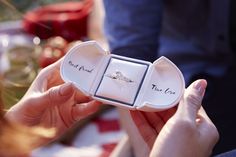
[60,41,185,111]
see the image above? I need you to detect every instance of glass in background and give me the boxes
[0,34,41,109]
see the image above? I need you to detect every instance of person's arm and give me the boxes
[103,0,163,62]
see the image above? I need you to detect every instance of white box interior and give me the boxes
[95,57,149,105]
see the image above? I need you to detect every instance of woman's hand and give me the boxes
[5,58,102,144]
[129,107,176,148]
[131,79,219,157]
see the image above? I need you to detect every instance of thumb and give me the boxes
[176,79,207,122]
[33,82,75,112]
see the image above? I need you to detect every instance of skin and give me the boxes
[2,57,218,157]
[5,58,102,145]
[130,79,219,157]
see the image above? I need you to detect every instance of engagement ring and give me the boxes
[105,71,134,83]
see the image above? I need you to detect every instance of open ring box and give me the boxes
[60,41,185,112]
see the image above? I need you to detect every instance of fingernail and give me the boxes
[60,83,73,96]
[193,80,206,96]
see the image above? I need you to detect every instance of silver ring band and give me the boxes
[105,71,134,83]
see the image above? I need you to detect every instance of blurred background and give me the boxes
[0,0,106,109]
[0,1,123,157]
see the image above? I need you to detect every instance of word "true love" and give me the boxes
[151,84,176,95]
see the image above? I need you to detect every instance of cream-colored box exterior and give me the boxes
[60,41,185,112]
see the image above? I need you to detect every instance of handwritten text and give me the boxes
[68,60,94,73]
[151,84,175,95]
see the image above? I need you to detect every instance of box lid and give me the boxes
[61,41,185,111]
[135,56,185,111]
[60,41,109,95]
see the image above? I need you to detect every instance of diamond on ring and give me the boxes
[105,71,134,83]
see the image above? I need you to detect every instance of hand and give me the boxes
[129,107,176,148]
[131,79,219,157]
[5,58,102,145]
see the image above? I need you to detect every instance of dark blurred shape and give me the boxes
[22,0,93,42]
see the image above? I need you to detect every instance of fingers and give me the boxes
[43,58,65,88]
[142,112,165,134]
[34,81,90,103]
[29,58,65,93]
[158,107,177,122]
[130,111,157,148]
[74,88,91,103]
[197,107,212,124]
[71,100,102,121]
[176,79,207,122]
[197,107,219,146]
[42,56,64,71]
[30,82,75,113]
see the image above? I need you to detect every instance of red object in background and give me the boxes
[39,36,68,68]
[22,0,93,42]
